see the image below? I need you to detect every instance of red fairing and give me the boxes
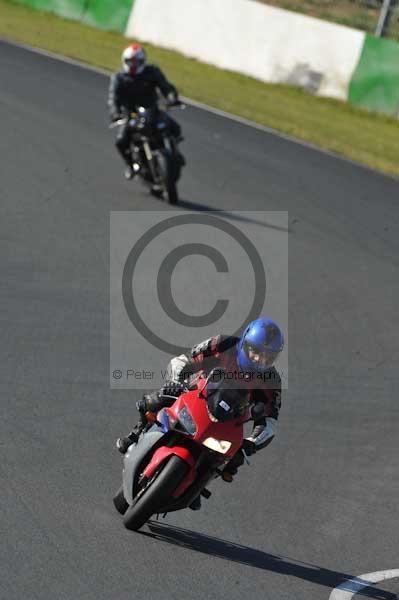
[167,391,246,458]
[142,445,195,480]
[142,383,247,501]
[172,466,197,498]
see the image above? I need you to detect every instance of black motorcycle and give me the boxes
[112,103,185,205]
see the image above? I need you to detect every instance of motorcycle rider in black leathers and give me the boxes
[116,318,284,510]
[108,43,184,179]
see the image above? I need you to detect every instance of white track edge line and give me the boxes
[1,36,397,182]
[329,568,399,599]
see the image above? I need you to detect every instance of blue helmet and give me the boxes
[237,318,284,374]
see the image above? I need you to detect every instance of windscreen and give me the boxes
[205,371,249,422]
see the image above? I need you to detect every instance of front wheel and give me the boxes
[123,455,189,531]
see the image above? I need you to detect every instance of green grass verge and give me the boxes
[1,0,399,177]
[257,0,399,42]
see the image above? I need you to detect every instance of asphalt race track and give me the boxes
[1,40,399,600]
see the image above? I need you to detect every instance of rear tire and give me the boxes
[155,150,179,205]
[165,153,180,205]
[113,486,129,515]
[166,180,178,205]
[123,455,189,531]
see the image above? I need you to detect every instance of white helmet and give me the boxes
[122,44,146,76]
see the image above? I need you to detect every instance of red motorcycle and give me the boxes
[113,369,251,530]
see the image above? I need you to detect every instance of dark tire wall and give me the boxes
[123,456,189,530]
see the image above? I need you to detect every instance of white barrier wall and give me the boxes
[126,0,366,100]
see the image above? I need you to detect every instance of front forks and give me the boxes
[142,140,160,183]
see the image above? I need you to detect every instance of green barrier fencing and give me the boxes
[12,0,134,32]
[349,34,399,116]
[81,0,133,32]
[9,0,399,118]
[13,0,84,21]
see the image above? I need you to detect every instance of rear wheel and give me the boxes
[166,180,178,205]
[165,153,180,205]
[155,150,179,205]
[123,455,189,531]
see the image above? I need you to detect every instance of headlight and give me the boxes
[178,406,196,435]
[202,437,232,454]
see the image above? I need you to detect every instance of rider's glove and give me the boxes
[161,381,185,398]
[136,391,159,413]
[166,91,178,106]
[242,439,257,456]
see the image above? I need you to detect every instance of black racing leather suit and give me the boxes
[108,65,182,166]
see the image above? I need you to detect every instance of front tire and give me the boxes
[123,455,189,531]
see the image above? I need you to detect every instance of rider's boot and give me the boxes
[116,425,142,454]
[221,470,235,483]
[189,495,202,511]
[116,411,147,454]
[116,433,136,453]
[116,391,163,454]
[221,449,245,482]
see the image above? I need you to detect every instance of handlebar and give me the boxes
[108,101,185,129]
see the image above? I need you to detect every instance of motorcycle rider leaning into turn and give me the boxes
[108,43,185,180]
[117,318,284,511]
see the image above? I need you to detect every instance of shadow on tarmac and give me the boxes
[177,198,290,233]
[141,522,396,599]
